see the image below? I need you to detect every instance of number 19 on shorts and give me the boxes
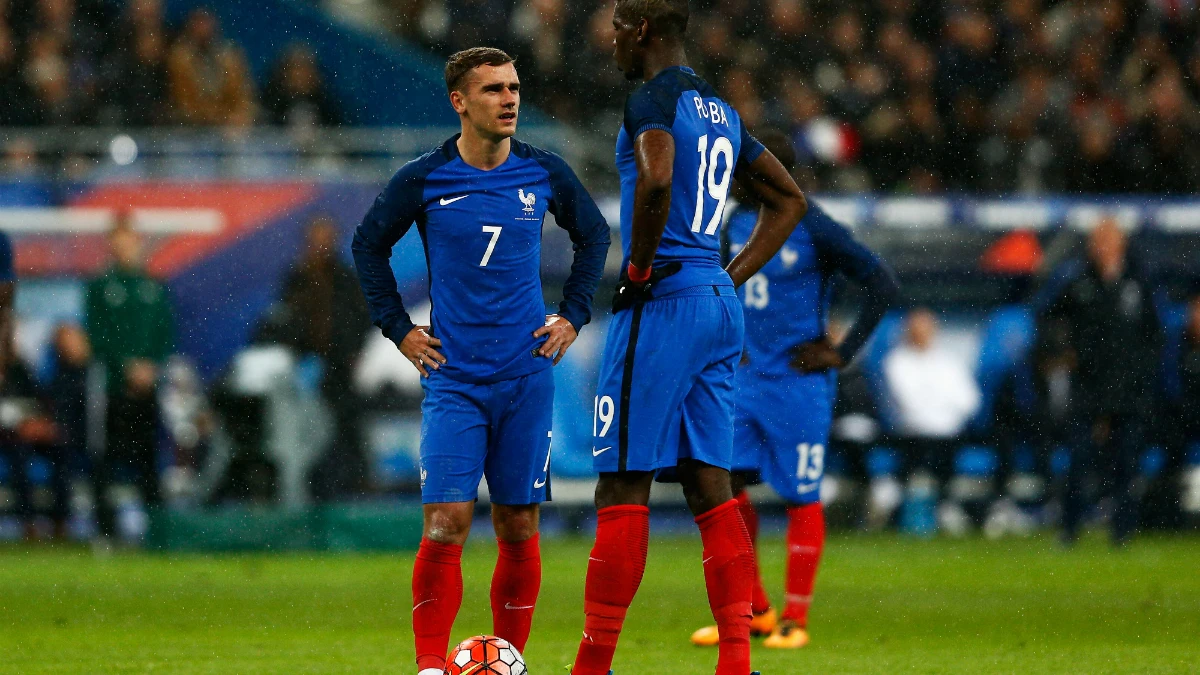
[594,395,615,438]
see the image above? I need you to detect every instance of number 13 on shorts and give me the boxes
[797,443,824,482]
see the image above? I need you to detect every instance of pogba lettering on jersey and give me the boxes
[693,96,729,125]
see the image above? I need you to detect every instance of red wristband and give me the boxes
[627,262,652,283]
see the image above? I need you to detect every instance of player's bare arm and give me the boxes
[724,150,806,287]
[627,129,676,273]
[399,325,446,377]
[789,336,843,372]
[534,314,577,365]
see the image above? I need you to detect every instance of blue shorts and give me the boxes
[419,367,554,505]
[592,286,744,474]
[732,370,836,505]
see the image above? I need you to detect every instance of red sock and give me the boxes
[696,499,755,675]
[735,490,771,615]
[572,505,650,675]
[491,533,541,652]
[412,538,464,672]
[782,503,825,626]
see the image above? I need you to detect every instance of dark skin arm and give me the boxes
[724,151,807,287]
[791,335,844,371]
[627,129,675,271]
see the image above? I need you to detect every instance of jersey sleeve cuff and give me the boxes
[741,138,766,165]
[632,123,673,139]
[382,316,417,345]
[557,303,590,333]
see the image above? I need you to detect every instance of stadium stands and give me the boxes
[405,0,1200,194]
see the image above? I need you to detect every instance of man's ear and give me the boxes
[449,89,467,114]
[636,18,650,44]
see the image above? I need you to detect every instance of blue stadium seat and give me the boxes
[1050,447,1071,476]
[865,446,902,477]
[954,445,999,478]
[27,456,52,487]
[972,305,1035,432]
[1158,301,1187,401]
[857,311,905,433]
[1140,446,1168,478]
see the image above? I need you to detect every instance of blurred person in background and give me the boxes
[85,216,175,543]
[263,44,342,127]
[48,324,90,516]
[98,0,169,126]
[1168,294,1200,470]
[1034,218,1163,546]
[0,14,43,126]
[990,319,1076,523]
[0,345,68,540]
[1128,67,1200,195]
[279,216,370,499]
[167,8,256,127]
[443,0,516,55]
[884,307,982,483]
[0,227,73,540]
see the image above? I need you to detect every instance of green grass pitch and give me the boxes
[2,534,1198,674]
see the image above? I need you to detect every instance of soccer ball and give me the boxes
[444,635,527,675]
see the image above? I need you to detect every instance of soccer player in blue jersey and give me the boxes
[690,130,900,650]
[570,4,807,675]
[351,48,610,675]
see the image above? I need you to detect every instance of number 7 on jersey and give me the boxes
[480,226,503,266]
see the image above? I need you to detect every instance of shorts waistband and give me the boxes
[654,284,738,299]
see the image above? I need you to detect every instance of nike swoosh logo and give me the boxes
[413,598,436,611]
[533,478,546,488]
[505,602,535,610]
[439,195,469,205]
[702,556,714,565]
[460,664,485,675]
[592,446,612,456]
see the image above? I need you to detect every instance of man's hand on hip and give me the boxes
[534,315,577,365]
[399,326,446,377]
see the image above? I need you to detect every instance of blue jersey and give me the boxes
[726,202,890,378]
[352,136,610,384]
[0,231,12,282]
[617,66,764,295]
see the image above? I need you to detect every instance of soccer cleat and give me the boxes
[763,620,810,649]
[690,607,777,646]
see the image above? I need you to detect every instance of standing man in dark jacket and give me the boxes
[1172,295,1200,461]
[279,216,371,498]
[85,217,176,542]
[1034,218,1163,545]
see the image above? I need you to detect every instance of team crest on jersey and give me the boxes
[518,188,536,213]
[780,246,799,269]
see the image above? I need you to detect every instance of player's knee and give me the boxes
[679,462,734,516]
[424,506,473,544]
[492,504,539,542]
[594,472,653,509]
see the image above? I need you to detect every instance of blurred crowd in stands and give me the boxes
[0,0,342,128]
[399,0,1200,194]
